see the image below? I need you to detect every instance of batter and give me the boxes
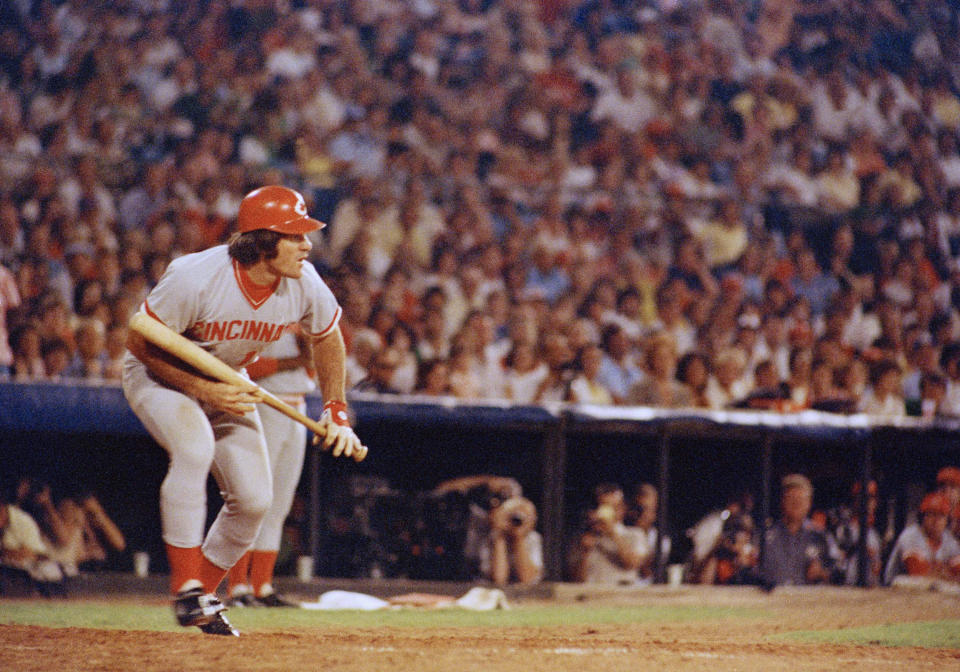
[122,185,365,636]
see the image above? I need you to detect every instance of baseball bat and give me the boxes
[129,312,365,460]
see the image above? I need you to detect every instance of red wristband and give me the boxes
[323,400,350,426]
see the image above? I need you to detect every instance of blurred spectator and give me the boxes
[103,323,128,382]
[63,318,107,381]
[936,466,960,539]
[533,331,575,402]
[0,262,19,378]
[884,492,960,586]
[627,332,691,407]
[696,510,760,586]
[857,359,906,417]
[344,331,379,391]
[596,323,644,405]
[15,478,126,576]
[705,347,750,409]
[566,343,613,404]
[502,341,548,404]
[447,338,484,400]
[0,487,64,593]
[433,475,542,587]
[41,337,70,381]
[385,323,418,394]
[791,248,839,318]
[686,491,757,585]
[676,351,711,408]
[9,323,45,381]
[415,358,452,397]
[784,346,814,409]
[625,483,671,585]
[569,482,647,585]
[352,347,402,395]
[827,480,883,587]
[761,474,836,587]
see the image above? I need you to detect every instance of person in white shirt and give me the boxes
[502,342,548,404]
[884,492,960,586]
[591,66,657,135]
[570,483,648,585]
[857,359,906,417]
[567,343,614,405]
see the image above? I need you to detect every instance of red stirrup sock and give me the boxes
[227,551,252,593]
[250,550,279,596]
[198,553,229,595]
[165,544,202,595]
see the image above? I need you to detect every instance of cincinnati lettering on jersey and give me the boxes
[188,320,292,343]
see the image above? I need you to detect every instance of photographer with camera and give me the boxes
[432,475,543,586]
[569,483,649,585]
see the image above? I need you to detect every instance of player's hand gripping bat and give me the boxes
[129,311,367,461]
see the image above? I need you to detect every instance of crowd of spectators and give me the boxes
[4,0,960,425]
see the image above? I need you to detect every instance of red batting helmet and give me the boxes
[237,186,325,234]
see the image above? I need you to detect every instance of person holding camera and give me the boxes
[433,475,543,586]
[569,483,649,585]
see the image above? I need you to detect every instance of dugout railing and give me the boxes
[2,381,958,585]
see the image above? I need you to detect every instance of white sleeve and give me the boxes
[142,257,199,334]
[299,263,341,338]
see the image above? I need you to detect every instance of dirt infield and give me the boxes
[2,586,959,672]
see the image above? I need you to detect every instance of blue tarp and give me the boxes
[2,382,958,439]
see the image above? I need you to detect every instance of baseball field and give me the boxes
[1,582,959,671]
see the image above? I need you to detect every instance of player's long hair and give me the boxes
[227,230,282,265]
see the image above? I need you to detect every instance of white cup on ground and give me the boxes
[297,555,314,582]
[667,563,684,588]
[133,551,149,578]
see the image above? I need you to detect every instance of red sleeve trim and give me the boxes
[142,300,166,325]
[306,306,342,340]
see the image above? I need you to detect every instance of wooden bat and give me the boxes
[128,312,366,461]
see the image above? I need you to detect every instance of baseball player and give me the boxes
[122,186,365,636]
[883,492,960,586]
[225,327,314,608]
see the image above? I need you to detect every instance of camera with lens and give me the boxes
[494,496,535,532]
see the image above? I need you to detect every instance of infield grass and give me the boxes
[0,601,762,631]
[3,602,958,649]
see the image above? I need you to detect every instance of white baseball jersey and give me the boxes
[140,245,340,369]
[883,523,960,584]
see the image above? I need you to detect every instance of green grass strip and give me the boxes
[0,603,766,631]
[776,620,960,649]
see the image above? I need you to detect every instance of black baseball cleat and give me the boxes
[255,592,298,608]
[199,611,240,637]
[174,587,226,627]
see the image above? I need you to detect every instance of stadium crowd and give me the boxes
[2,1,960,588]
[3,0,960,420]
